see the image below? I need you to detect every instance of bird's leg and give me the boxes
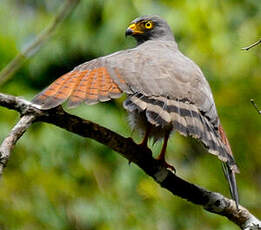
[157,130,176,173]
[157,130,170,161]
[129,126,151,165]
[139,125,152,148]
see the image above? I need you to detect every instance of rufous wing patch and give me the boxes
[32,66,124,109]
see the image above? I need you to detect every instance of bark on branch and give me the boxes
[0,92,260,230]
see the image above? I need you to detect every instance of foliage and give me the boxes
[0,0,260,229]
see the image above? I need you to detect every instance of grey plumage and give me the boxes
[32,15,239,207]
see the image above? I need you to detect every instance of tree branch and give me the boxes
[0,0,80,86]
[241,39,261,51]
[0,115,36,175]
[0,92,260,230]
[250,99,261,115]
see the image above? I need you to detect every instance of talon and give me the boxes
[157,158,176,174]
[158,159,176,173]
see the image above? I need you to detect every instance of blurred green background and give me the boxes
[0,0,260,229]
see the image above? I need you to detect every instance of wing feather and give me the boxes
[32,58,125,109]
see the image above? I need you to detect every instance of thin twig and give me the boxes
[241,39,261,51]
[250,99,261,115]
[0,115,36,175]
[0,0,80,86]
[0,92,260,230]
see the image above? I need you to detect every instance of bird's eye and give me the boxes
[144,21,153,29]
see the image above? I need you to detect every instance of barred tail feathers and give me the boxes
[124,94,239,206]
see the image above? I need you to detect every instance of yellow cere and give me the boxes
[127,23,144,34]
[128,23,136,30]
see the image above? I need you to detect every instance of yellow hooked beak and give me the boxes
[125,23,144,36]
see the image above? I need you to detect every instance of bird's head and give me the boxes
[125,15,175,44]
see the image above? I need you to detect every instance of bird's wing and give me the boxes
[31,49,133,109]
[32,42,171,109]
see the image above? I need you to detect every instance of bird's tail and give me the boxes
[222,162,239,209]
[124,94,239,207]
[218,125,239,209]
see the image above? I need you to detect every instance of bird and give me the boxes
[32,15,239,207]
